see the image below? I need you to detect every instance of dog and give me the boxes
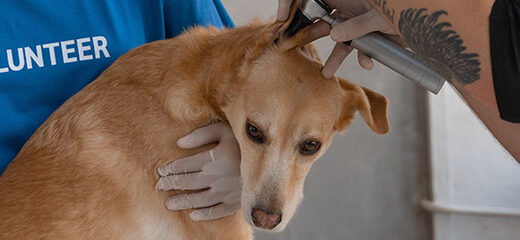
[0,10,389,240]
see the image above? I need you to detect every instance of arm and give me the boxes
[277,0,520,160]
[367,0,520,161]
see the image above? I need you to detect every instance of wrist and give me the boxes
[364,0,401,36]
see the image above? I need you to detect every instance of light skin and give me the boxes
[279,0,520,161]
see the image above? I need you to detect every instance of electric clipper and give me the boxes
[285,0,446,94]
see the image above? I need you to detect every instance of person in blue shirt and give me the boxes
[0,0,242,221]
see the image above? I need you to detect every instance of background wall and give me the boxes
[220,1,432,239]
[428,85,520,240]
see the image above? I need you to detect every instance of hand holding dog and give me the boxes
[156,122,241,221]
[276,0,397,78]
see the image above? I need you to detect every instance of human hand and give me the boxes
[276,0,398,78]
[323,0,397,78]
[156,122,241,221]
[276,0,332,49]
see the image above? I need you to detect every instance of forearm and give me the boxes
[367,0,494,100]
[367,0,520,161]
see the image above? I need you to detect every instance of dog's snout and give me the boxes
[251,207,282,230]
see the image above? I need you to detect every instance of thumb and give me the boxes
[330,8,387,43]
[177,122,228,149]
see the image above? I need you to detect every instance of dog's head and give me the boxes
[221,8,389,232]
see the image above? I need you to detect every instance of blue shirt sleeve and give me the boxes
[164,0,235,38]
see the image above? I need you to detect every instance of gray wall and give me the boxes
[220,1,431,239]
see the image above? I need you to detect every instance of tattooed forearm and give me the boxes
[370,0,396,23]
[398,8,481,84]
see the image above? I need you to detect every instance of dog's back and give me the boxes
[0,25,254,240]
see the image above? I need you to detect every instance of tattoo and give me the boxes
[370,0,396,23]
[399,8,481,84]
[369,0,381,6]
[382,1,395,23]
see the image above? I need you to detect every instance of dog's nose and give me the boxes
[251,207,282,229]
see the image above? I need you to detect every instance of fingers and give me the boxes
[357,51,374,70]
[190,202,241,221]
[157,121,241,221]
[156,172,218,191]
[302,21,331,45]
[159,139,240,177]
[157,150,214,176]
[201,139,240,175]
[161,122,236,176]
[209,177,242,193]
[277,0,293,21]
[330,8,388,43]
[322,43,354,79]
[177,122,232,149]
[166,190,227,210]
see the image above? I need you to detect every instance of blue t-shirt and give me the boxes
[0,0,234,174]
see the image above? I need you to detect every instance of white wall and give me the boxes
[428,84,520,240]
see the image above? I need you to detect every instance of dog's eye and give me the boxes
[246,121,265,143]
[300,139,321,155]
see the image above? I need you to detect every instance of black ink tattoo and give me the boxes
[371,0,395,23]
[399,8,481,84]
[370,0,381,6]
[382,0,395,23]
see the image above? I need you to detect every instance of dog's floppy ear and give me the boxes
[335,77,390,134]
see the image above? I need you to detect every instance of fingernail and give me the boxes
[322,68,332,79]
[156,180,168,191]
[177,136,190,147]
[361,60,369,69]
[157,167,167,177]
[363,60,373,70]
[331,28,349,43]
[155,181,165,191]
[190,211,204,221]
[155,178,176,191]
[166,197,182,210]
[330,28,340,42]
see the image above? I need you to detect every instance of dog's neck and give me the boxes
[157,23,275,127]
[157,25,271,239]
[195,24,273,119]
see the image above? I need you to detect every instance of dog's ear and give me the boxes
[335,77,390,134]
[266,0,314,51]
[246,0,312,62]
[273,0,302,35]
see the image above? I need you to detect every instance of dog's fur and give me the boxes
[0,13,389,240]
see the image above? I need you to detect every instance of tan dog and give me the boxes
[0,14,389,240]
